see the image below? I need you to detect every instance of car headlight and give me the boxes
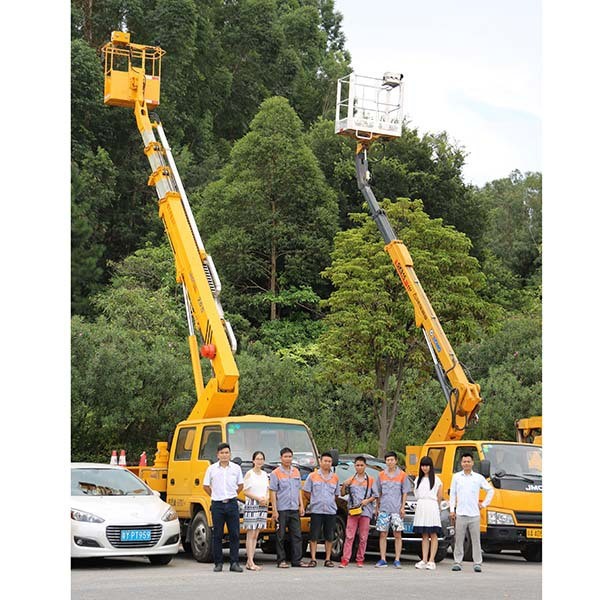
[71,508,105,523]
[487,510,515,526]
[161,507,178,522]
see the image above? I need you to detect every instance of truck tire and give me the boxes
[148,554,173,566]
[190,510,213,563]
[521,543,542,562]
[330,515,347,562]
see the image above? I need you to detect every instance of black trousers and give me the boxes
[276,509,303,565]
[210,500,240,564]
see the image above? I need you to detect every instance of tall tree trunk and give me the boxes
[270,201,277,321]
[82,0,93,45]
[375,360,405,457]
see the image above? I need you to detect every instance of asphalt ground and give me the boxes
[71,547,542,600]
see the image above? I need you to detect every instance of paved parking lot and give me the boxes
[72,548,542,600]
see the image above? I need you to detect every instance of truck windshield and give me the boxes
[226,422,317,467]
[482,443,542,477]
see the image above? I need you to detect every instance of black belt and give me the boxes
[212,497,237,503]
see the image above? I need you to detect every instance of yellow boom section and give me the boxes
[385,239,481,442]
[101,32,239,420]
[353,143,482,444]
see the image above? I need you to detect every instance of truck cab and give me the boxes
[419,440,542,562]
[139,415,319,562]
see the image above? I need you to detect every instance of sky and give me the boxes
[335,0,541,186]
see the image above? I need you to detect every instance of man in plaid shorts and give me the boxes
[372,451,413,568]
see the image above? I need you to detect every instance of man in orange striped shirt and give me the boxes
[303,452,341,567]
[373,451,413,568]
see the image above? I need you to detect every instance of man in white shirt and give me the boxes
[449,452,494,573]
[203,442,244,572]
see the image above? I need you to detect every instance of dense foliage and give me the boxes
[71,1,542,462]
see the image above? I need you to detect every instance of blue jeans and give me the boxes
[211,500,240,564]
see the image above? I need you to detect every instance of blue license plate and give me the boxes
[403,522,414,534]
[120,529,151,542]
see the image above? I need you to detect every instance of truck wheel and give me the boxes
[330,515,346,562]
[190,511,213,563]
[521,543,542,562]
[148,554,173,566]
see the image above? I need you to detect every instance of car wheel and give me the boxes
[521,543,542,562]
[190,510,213,563]
[148,554,173,566]
[330,515,346,562]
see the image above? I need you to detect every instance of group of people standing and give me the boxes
[202,443,494,573]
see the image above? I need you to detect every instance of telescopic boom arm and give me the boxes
[101,32,239,420]
[355,141,482,442]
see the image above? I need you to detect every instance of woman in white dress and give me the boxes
[413,456,443,570]
[243,451,269,570]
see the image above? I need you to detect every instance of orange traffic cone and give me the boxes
[118,449,127,467]
[110,450,118,465]
[139,451,147,467]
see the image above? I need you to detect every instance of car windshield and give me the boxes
[481,443,542,477]
[71,468,152,496]
[226,422,318,467]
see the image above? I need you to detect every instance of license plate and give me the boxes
[526,528,542,539]
[403,522,414,534]
[120,529,152,542]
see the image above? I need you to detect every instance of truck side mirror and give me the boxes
[479,459,491,479]
[329,448,339,467]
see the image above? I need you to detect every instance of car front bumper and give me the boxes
[71,518,181,558]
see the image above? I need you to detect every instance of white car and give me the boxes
[71,463,180,565]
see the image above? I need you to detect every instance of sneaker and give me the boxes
[474,564,482,573]
[426,562,436,570]
[339,560,349,568]
[356,561,364,568]
[451,564,462,571]
[415,560,427,569]
[375,559,388,568]
[393,560,402,569]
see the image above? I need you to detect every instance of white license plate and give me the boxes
[121,529,151,542]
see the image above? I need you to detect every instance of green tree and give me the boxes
[458,313,542,441]
[320,198,498,456]
[71,245,194,461]
[71,148,118,315]
[198,96,338,324]
[477,170,542,283]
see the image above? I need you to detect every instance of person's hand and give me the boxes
[344,477,353,486]
[259,496,268,506]
[450,512,456,524]
[299,506,305,517]
[400,507,406,519]
[360,499,370,507]
[272,509,279,522]
[478,502,484,510]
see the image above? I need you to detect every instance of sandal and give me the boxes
[324,560,335,568]
[246,565,259,571]
[307,559,317,567]
[277,561,290,568]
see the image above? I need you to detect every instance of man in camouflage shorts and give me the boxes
[373,451,413,568]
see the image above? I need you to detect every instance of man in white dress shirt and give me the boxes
[449,452,494,573]
[203,442,244,572]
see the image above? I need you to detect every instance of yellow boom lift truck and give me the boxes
[101,32,319,562]
[335,73,542,562]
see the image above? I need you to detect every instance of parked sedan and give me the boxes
[71,463,180,565]
[331,459,454,562]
